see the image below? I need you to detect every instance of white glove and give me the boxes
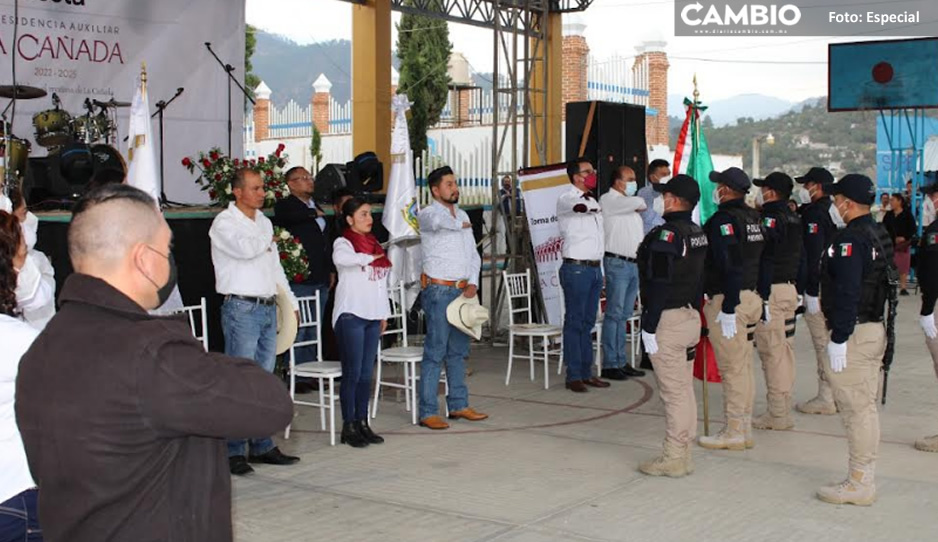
[805,295,820,315]
[642,331,658,355]
[762,302,771,324]
[921,314,938,340]
[827,341,847,373]
[716,311,737,339]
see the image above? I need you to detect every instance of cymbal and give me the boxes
[0,85,47,99]
[93,99,131,108]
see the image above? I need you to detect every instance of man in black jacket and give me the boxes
[274,166,335,361]
[16,184,293,542]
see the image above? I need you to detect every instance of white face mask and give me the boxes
[924,196,937,226]
[829,201,847,229]
[755,189,766,208]
[22,211,38,251]
[658,175,672,184]
[712,186,722,205]
[653,194,665,215]
[624,181,637,197]
[795,187,811,205]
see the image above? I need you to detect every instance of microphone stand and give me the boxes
[152,87,185,207]
[204,42,255,157]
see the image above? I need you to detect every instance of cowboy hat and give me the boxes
[446,294,490,341]
[275,284,298,355]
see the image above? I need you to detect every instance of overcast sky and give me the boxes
[245,0,918,103]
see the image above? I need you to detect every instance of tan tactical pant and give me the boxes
[649,307,701,447]
[926,314,938,379]
[755,283,799,417]
[804,306,834,401]
[704,290,763,421]
[823,323,886,467]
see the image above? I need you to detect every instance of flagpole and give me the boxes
[693,73,711,437]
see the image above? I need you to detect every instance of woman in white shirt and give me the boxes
[332,198,391,448]
[0,211,43,541]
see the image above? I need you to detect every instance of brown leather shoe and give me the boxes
[565,380,589,393]
[448,407,489,421]
[584,377,611,388]
[419,416,450,430]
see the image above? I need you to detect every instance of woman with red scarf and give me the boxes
[332,197,391,447]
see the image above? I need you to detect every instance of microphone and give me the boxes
[175,87,184,96]
[52,93,60,108]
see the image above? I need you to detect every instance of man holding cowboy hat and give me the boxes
[417,166,489,430]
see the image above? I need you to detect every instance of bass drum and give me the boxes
[23,143,126,204]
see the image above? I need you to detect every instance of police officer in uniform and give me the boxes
[794,167,838,415]
[752,172,803,431]
[915,179,938,453]
[818,174,892,506]
[636,175,708,477]
[699,167,765,451]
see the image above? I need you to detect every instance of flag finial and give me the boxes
[693,74,699,104]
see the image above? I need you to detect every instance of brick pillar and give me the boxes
[634,40,669,148]
[312,74,332,135]
[253,81,271,142]
[454,88,473,127]
[391,66,399,97]
[561,16,589,121]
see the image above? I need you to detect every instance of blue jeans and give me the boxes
[560,262,603,382]
[601,257,640,369]
[0,488,42,541]
[290,282,330,363]
[222,297,277,457]
[419,284,471,420]
[335,313,380,422]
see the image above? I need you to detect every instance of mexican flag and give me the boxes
[672,97,716,225]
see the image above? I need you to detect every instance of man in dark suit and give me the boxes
[274,166,335,362]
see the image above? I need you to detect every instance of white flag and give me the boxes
[126,67,160,203]
[384,94,421,308]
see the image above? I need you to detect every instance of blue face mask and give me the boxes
[625,181,637,196]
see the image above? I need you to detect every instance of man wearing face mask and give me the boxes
[751,172,803,431]
[211,168,301,475]
[817,174,893,505]
[635,174,708,477]
[698,167,765,451]
[599,166,647,380]
[9,185,56,329]
[793,167,838,416]
[914,179,938,453]
[15,184,294,541]
[639,159,671,235]
[558,157,610,392]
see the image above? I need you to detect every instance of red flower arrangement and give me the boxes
[181,143,290,207]
[273,226,310,283]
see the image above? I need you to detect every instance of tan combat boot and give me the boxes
[914,435,938,453]
[698,418,747,451]
[817,464,876,506]
[796,380,837,415]
[639,441,691,478]
[753,395,795,431]
[743,415,755,448]
[684,445,695,474]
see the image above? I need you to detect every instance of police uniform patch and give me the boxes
[763,217,776,229]
[659,230,675,242]
[840,243,853,257]
[929,233,938,246]
[808,223,818,234]
[719,224,734,236]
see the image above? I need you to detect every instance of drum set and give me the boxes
[1,84,127,201]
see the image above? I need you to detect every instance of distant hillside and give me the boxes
[669,99,878,178]
[669,93,795,127]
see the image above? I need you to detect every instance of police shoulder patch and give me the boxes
[659,229,675,242]
[719,223,735,236]
[928,233,938,246]
[839,243,853,257]
[763,217,777,229]
[807,222,819,234]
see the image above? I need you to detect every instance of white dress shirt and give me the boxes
[418,200,481,286]
[331,238,392,326]
[209,203,298,310]
[557,187,604,261]
[0,314,39,504]
[600,189,647,259]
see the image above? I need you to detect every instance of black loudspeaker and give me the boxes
[314,163,347,203]
[565,101,648,196]
[345,151,383,193]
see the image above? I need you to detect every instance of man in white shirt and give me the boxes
[416,166,488,430]
[209,168,301,475]
[558,158,610,393]
[599,166,647,380]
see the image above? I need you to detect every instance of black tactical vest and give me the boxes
[705,204,765,294]
[821,220,894,323]
[765,206,803,283]
[802,197,836,248]
[638,218,709,310]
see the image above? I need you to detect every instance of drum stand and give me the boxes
[1,111,15,198]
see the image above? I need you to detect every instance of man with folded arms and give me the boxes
[417,166,488,430]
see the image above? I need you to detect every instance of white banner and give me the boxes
[519,164,570,327]
[0,0,244,203]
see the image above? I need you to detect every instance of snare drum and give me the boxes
[0,133,31,179]
[33,108,73,147]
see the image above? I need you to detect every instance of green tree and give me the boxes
[396,0,452,155]
[310,125,323,174]
[245,24,260,102]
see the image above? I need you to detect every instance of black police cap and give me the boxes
[794,167,834,186]
[653,173,700,205]
[753,171,794,197]
[708,167,751,192]
[828,174,876,205]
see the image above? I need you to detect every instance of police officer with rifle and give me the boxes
[818,174,896,506]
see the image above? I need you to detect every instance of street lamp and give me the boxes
[752,133,775,179]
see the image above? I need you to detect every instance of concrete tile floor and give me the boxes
[233,294,938,541]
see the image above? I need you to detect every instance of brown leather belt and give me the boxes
[421,273,468,290]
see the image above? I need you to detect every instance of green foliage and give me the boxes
[396,0,452,155]
[245,24,260,103]
[310,125,323,174]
